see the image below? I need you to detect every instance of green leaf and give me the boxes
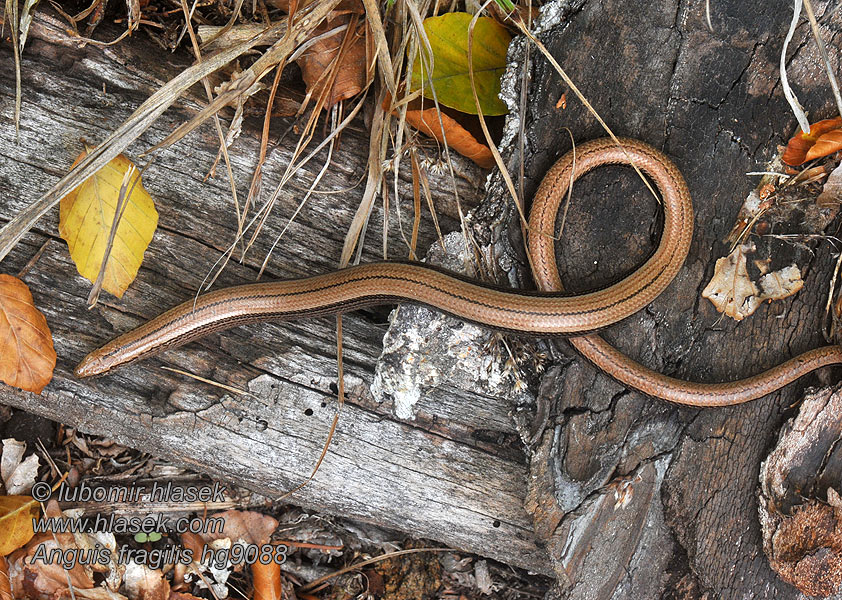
[133,531,163,543]
[410,13,511,116]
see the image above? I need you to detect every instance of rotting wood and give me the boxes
[0,11,549,573]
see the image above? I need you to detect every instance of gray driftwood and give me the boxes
[0,12,548,573]
[503,1,842,598]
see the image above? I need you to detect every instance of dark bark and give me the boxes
[505,0,842,598]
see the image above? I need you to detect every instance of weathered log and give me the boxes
[0,11,549,573]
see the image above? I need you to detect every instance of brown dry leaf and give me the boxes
[0,496,38,556]
[201,510,278,545]
[703,245,805,320]
[754,257,772,276]
[252,560,283,600]
[293,2,367,109]
[782,116,842,165]
[0,275,56,394]
[818,162,842,208]
[124,562,170,600]
[790,164,829,186]
[8,534,94,598]
[7,500,115,599]
[386,93,494,168]
[0,556,12,600]
[72,588,130,600]
[702,245,760,320]
[64,511,122,588]
[180,532,205,557]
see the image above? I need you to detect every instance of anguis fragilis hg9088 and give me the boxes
[75,138,842,406]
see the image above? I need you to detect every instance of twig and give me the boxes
[781,0,811,133]
[802,0,842,119]
[0,18,290,265]
[87,159,150,307]
[15,239,50,279]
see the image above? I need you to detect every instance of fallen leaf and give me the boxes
[703,245,805,320]
[702,244,761,320]
[0,496,38,555]
[64,508,123,589]
[754,257,772,276]
[200,510,278,545]
[189,538,232,597]
[0,556,11,600]
[123,561,170,600]
[758,264,804,300]
[790,164,829,186]
[268,0,367,108]
[8,501,97,598]
[252,560,282,600]
[0,440,39,496]
[179,532,205,558]
[59,151,158,298]
[406,105,495,167]
[806,129,842,162]
[410,12,511,116]
[0,275,56,394]
[297,10,368,109]
[74,589,130,600]
[818,162,842,209]
[782,116,842,165]
[11,535,95,596]
[387,93,494,168]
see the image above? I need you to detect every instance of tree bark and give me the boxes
[508,1,842,598]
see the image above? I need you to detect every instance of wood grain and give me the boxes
[0,11,546,573]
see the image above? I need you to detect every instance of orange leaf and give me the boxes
[0,496,39,556]
[0,556,12,600]
[386,93,494,168]
[0,275,56,394]
[806,128,842,162]
[252,560,283,600]
[407,106,495,168]
[782,116,842,165]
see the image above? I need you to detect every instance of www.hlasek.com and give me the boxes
[28,481,287,570]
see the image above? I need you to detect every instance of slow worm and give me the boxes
[75,138,842,406]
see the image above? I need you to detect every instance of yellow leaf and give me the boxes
[410,13,511,116]
[59,151,158,298]
[0,495,38,556]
